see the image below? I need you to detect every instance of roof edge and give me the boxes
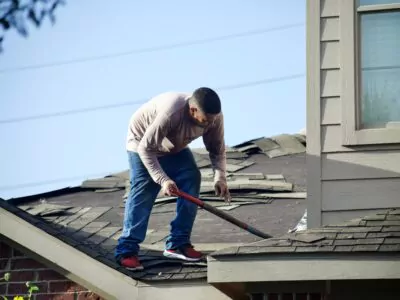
[0,203,139,300]
[137,280,232,300]
[6,186,84,205]
[207,253,400,283]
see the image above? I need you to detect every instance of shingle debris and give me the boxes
[210,209,400,257]
[2,132,307,283]
[79,133,306,209]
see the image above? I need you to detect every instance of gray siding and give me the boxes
[307,0,400,226]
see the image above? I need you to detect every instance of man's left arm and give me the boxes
[202,113,230,202]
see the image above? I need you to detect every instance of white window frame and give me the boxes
[340,0,400,146]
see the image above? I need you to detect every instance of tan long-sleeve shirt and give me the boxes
[126,91,226,186]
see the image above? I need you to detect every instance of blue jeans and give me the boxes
[114,148,201,259]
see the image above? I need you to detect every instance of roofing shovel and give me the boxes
[173,190,273,239]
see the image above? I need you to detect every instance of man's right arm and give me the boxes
[136,114,172,186]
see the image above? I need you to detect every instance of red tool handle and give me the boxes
[173,190,272,239]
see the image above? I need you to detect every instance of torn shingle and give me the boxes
[271,134,306,156]
[27,203,72,217]
[253,138,279,153]
[58,207,92,227]
[81,177,126,189]
[288,233,326,243]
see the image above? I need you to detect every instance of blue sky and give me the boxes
[0,0,306,199]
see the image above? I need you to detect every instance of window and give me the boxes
[341,0,400,145]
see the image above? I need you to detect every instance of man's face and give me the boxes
[189,106,213,128]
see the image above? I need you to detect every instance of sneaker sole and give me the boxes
[163,250,202,262]
[124,265,144,271]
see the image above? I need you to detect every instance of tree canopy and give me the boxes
[0,0,65,52]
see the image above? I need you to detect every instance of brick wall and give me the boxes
[0,240,104,300]
[250,292,325,300]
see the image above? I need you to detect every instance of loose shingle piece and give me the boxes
[211,208,400,257]
[231,133,306,158]
[25,203,73,217]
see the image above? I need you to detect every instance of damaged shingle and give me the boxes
[287,233,326,243]
[211,208,400,257]
[26,203,73,217]
[3,131,310,283]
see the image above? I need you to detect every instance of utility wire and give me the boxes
[0,22,304,74]
[0,73,305,191]
[0,73,305,124]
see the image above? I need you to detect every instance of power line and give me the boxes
[0,73,305,124]
[0,22,304,74]
[0,73,306,192]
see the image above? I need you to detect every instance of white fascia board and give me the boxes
[137,281,231,300]
[207,255,400,283]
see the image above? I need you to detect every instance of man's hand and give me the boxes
[162,180,179,196]
[214,180,231,204]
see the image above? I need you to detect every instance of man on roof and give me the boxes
[115,87,231,271]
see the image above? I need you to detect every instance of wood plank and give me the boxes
[322,209,393,226]
[321,41,340,69]
[321,69,340,97]
[321,18,339,41]
[322,151,400,180]
[321,178,400,211]
[321,97,341,125]
[321,0,340,17]
[321,125,400,153]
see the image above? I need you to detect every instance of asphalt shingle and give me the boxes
[210,209,400,257]
[1,132,308,283]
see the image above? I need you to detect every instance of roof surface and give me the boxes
[211,208,400,257]
[1,133,308,283]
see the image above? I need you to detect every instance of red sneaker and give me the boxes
[120,256,144,271]
[163,244,203,261]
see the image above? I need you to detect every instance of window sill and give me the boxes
[342,127,400,146]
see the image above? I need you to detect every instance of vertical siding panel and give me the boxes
[306,0,322,227]
[321,0,340,17]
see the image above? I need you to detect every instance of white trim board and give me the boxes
[137,281,231,300]
[207,254,400,283]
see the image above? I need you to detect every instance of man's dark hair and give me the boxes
[190,87,221,114]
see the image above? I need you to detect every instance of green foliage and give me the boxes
[0,272,40,300]
[0,0,66,52]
